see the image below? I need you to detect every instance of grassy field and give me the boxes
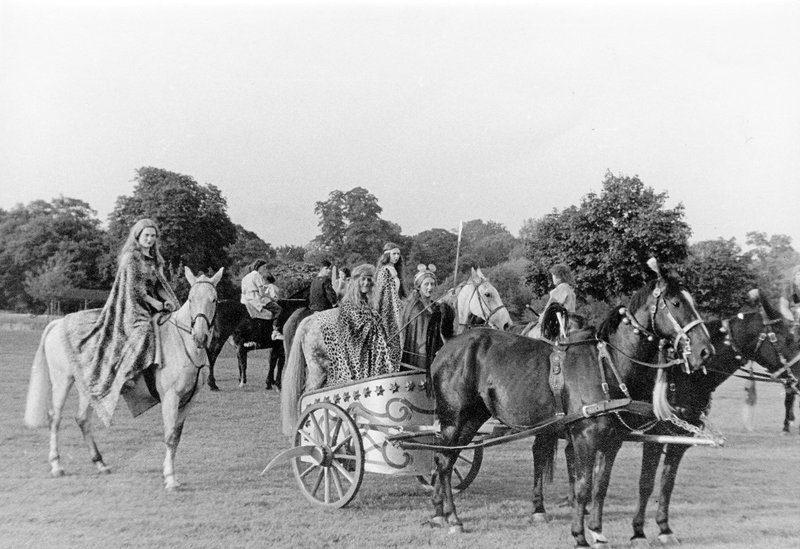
[1,328,799,549]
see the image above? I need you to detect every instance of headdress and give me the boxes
[414,264,437,288]
[383,242,401,254]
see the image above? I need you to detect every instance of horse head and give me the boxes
[455,267,512,332]
[628,258,714,371]
[184,266,224,349]
[724,289,800,382]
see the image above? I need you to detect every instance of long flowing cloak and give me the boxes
[61,250,178,426]
[400,291,435,370]
[319,299,401,387]
[373,265,402,366]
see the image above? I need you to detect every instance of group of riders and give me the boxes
[76,218,800,417]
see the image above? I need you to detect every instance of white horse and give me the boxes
[280,267,511,435]
[24,266,223,491]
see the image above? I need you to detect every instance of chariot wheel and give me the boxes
[291,401,364,508]
[416,445,483,494]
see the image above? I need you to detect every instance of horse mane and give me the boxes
[540,303,567,341]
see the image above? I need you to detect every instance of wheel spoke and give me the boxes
[330,417,343,446]
[456,453,474,467]
[298,463,320,481]
[299,430,320,447]
[310,467,324,498]
[323,468,331,503]
[309,412,325,443]
[331,460,354,484]
[331,467,345,499]
[330,433,353,454]
[453,466,465,485]
[323,409,331,444]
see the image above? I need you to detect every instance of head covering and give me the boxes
[414,264,437,288]
[252,259,267,272]
[383,242,401,254]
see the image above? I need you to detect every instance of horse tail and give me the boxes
[24,321,57,428]
[281,315,311,437]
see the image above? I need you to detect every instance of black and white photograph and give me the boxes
[1,1,799,547]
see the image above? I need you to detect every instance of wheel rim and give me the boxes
[292,402,364,508]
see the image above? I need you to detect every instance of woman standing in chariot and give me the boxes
[373,242,406,365]
[400,264,439,370]
[61,218,179,425]
[323,264,402,386]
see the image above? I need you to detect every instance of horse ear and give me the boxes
[476,267,485,279]
[646,257,661,278]
[210,267,224,286]
[470,267,477,277]
[185,266,197,286]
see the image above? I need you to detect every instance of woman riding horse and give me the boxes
[61,218,179,425]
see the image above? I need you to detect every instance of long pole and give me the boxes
[452,220,463,286]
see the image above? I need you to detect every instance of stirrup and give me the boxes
[243,341,257,348]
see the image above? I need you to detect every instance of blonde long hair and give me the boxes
[118,218,166,268]
[342,264,375,306]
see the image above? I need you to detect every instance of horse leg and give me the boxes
[206,338,225,392]
[531,432,559,523]
[654,444,690,545]
[784,389,795,434]
[75,392,110,474]
[48,373,74,478]
[563,436,577,508]
[631,442,664,545]
[586,434,623,547]
[160,390,185,491]
[569,426,599,548]
[430,418,483,533]
[238,345,248,387]
[266,343,276,390]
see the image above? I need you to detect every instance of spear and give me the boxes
[452,220,463,286]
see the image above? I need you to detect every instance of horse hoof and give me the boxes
[629,537,651,548]
[50,468,65,478]
[588,529,610,547]
[96,464,111,474]
[448,523,464,535]
[531,512,551,524]
[657,533,679,546]
[426,516,446,528]
[209,384,220,392]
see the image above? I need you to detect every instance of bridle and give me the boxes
[460,278,508,330]
[168,279,218,340]
[723,310,800,394]
[619,281,709,373]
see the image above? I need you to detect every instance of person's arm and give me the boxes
[779,296,795,322]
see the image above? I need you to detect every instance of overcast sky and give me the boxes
[1,0,798,249]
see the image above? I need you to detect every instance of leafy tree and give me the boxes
[525,172,691,302]
[682,239,757,318]
[225,224,276,277]
[0,197,108,310]
[108,167,238,281]
[276,245,306,263]
[457,219,517,271]
[407,228,459,280]
[483,258,536,319]
[24,252,77,314]
[743,232,800,298]
[312,187,408,266]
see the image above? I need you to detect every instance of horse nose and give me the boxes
[700,344,714,362]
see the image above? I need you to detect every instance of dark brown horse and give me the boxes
[428,264,714,547]
[206,286,309,391]
[629,290,800,546]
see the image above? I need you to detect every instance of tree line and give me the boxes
[1,167,796,322]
